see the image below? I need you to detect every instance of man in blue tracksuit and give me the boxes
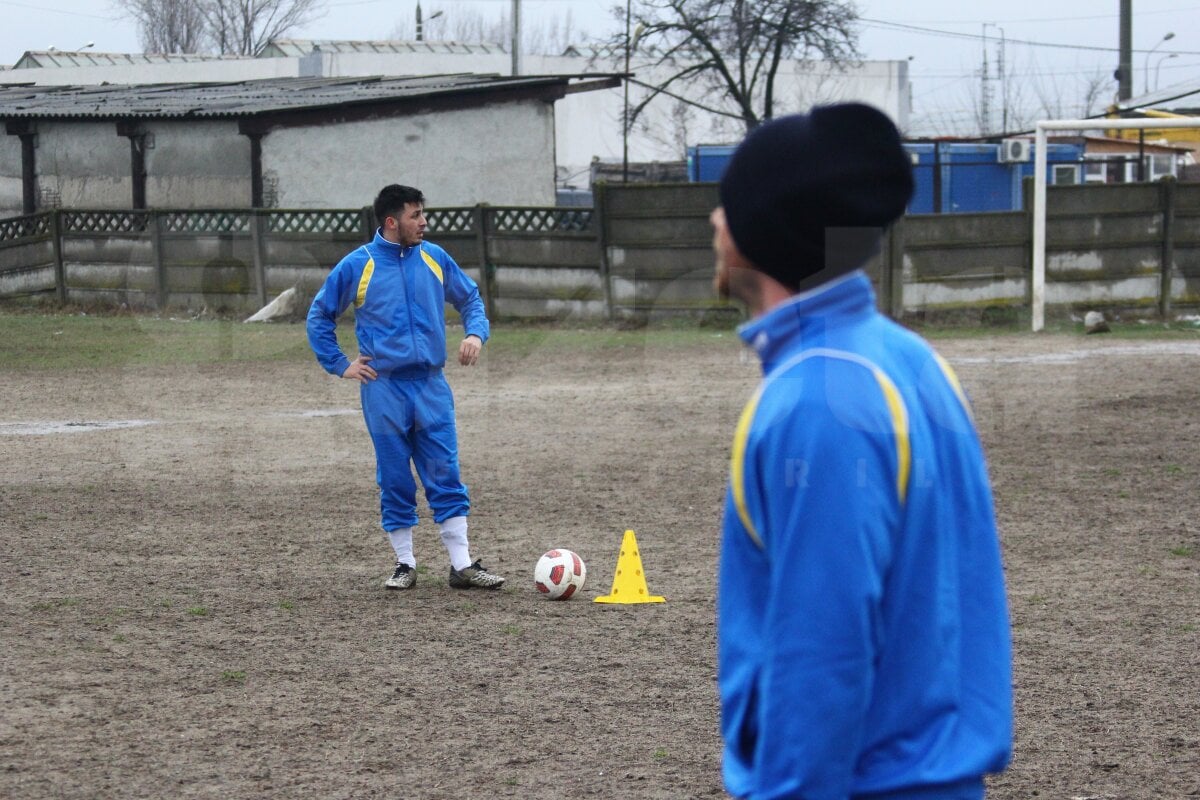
[307,184,504,591]
[711,105,1012,798]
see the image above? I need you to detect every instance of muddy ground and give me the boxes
[1,326,1198,799]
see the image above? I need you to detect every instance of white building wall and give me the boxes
[529,54,911,186]
[0,135,23,217]
[37,122,132,208]
[145,121,253,207]
[264,99,556,208]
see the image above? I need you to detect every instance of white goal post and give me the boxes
[1032,115,1200,331]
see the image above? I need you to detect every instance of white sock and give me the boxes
[439,516,472,571]
[387,527,415,568]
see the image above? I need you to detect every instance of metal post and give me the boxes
[471,204,495,319]
[593,182,614,319]
[150,211,166,309]
[1032,125,1048,332]
[250,209,268,308]
[886,217,905,319]
[50,208,65,305]
[1159,176,1176,319]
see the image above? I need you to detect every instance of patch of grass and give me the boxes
[1180,624,1197,633]
[503,777,519,787]
[1026,594,1048,606]
[221,670,247,683]
[415,565,430,575]
[32,597,81,611]
[113,634,127,643]
[1168,545,1194,558]
[502,624,522,635]
[1102,468,1122,477]
[187,606,209,617]
[1165,464,1183,475]
[0,312,315,370]
[458,601,478,613]
[277,600,295,610]
[653,748,669,760]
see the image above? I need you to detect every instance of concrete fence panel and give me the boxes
[3,181,1200,319]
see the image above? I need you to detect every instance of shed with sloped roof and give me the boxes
[0,72,618,216]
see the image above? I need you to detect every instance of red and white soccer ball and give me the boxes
[534,548,587,600]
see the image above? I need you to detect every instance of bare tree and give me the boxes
[119,0,208,54]
[612,0,859,133]
[201,0,325,56]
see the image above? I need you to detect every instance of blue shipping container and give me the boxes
[687,142,1084,213]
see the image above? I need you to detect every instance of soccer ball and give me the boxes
[534,548,587,600]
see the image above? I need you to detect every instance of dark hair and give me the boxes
[373,184,426,227]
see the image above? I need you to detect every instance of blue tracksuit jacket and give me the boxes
[306,231,489,378]
[719,271,1012,800]
[306,231,489,529]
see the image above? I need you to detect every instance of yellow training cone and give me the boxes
[594,529,666,604]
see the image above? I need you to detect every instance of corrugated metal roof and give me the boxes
[14,50,251,70]
[261,39,507,58]
[0,74,601,120]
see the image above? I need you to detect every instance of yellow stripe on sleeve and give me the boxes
[354,257,375,308]
[420,248,444,283]
[934,352,974,423]
[730,388,765,549]
[872,369,911,504]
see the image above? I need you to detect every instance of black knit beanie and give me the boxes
[718,103,914,290]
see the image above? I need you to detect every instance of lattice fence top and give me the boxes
[62,210,149,234]
[0,204,601,244]
[0,212,52,243]
[489,207,594,234]
[426,208,474,234]
[160,212,250,234]
[268,210,362,234]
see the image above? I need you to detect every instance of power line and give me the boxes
[0,0,111,20]
[861,17,1200,57]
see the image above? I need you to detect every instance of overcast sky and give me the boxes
[2,0,1198,135]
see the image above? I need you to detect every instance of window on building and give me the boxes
[1082,159,1108,183]
[1147,154,1176,181]
[1052,165,1079,185]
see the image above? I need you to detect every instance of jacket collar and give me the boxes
[737,270,877,372]
[373,229,418,258]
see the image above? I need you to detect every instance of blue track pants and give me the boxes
[360,370,470,530]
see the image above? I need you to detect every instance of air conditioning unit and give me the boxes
[999,138,1031,163]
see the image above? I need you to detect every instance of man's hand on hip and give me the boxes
[342,355,377,384]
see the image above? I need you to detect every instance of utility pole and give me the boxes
[996,27,1007,134]
[622,0,632,182]
[510,0,521,76]
[1117,0,1132,102]
[980,24,992,136]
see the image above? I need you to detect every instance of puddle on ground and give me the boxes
[954,341,1200,365]
[0,420,159,436]
[272,409,360,418]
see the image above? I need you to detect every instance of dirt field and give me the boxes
[2,323,1198,799]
